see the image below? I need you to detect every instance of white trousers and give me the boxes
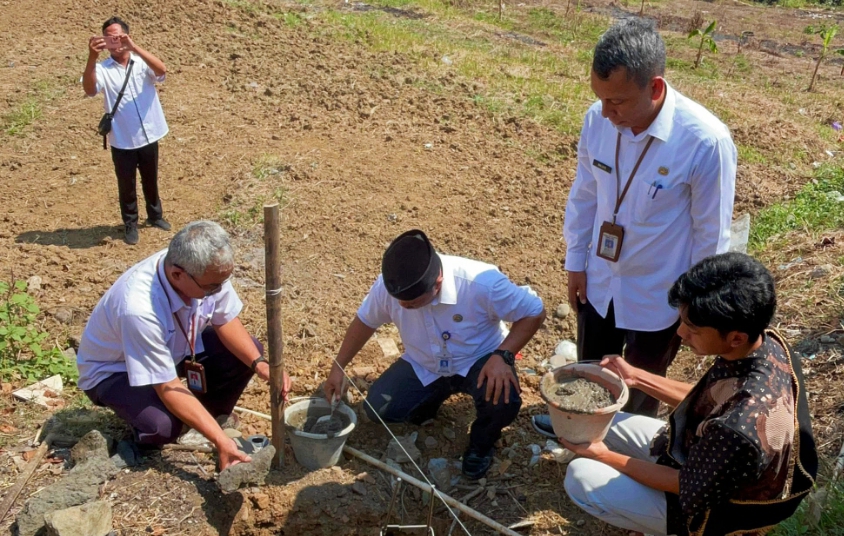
[564,412,672,536]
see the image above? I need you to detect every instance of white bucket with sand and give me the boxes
[540,363,628,444]
[284,397,357,470]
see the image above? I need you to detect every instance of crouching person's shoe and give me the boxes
[461,446,494,480]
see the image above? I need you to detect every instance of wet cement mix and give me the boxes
[544,377,615,413]
[288,408,350,435]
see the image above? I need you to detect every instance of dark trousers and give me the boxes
[577,300,681,417]
[84,328,259,446]
[110,141,163,226]
[365,353,521,453]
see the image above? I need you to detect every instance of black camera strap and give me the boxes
[102,59,135,150]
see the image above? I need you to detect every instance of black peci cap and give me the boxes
[381,229,442,301]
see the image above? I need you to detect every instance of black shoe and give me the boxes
[462,446,494,480]
[146,218,171,231]
[124,224,139,245]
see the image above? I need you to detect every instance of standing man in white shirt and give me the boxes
[324,230,545,479]
[83,16,170,245]
[534,19,736,433]
[77,221,291,470]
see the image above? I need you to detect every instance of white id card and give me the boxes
[437,358,452,375]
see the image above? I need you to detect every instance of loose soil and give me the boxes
[543,377,615,413]
[0,0,842,534]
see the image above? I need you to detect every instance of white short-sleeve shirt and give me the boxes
[93,53,168,150]
[357,254,544,386]
[77,250,243,390]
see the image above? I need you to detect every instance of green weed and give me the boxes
[750,165,844,250]
[0,281,77,384]
[738,144,768,164]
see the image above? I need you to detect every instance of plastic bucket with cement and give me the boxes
[283,397,357,470]
[540,363,628,444]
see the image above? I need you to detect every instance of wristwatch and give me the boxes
[492,349,516,366]
[250,356,268,372]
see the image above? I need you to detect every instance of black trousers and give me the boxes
[110,141,163,226]
[577,299,681,417]
[365,353,521,453]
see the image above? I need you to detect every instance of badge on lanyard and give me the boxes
[437,331,453,375]
[175,310,207,393]
[597,133,656,263]
[184,360,207,394]
[157,259,207,393]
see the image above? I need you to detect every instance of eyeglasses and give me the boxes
[174,264,231,297]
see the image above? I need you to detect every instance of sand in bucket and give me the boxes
[540,363,628,444]
[287,409,351,435]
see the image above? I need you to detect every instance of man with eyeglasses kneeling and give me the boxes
[76,221,291,469]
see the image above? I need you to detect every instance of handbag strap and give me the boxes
[103,59,135,149]
[110,59,135,116]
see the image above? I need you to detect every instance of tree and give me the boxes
[806,24,838,91]
[689,20,718,69]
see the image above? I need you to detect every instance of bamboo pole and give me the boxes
[343,445,523,536]
[264,203,285,468]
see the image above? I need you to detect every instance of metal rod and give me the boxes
[263,203,285,468]
[425,484,436,531]
[384,477,402,527]
[344,445,521,536]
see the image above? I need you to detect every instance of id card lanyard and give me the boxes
[156,261,207,393]
[436,330,453,375]
[596,132,655,263]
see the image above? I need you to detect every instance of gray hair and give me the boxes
[164,221,234,276]
[592,18,666,88]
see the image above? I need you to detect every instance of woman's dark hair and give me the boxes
[668,252,776,341]
[592,18,666,88]
[102,17,129,34]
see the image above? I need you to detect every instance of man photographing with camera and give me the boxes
[83,16,170,246]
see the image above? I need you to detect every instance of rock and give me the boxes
[250,493,270,511]
[350,366,377,380]
[355,472,377,484]
[442,428,456,441]
[70,431,110,466]
[110,440,140,469]
[16,457,117,536]
[427,458,452,491]
[44,501,113,536]
[67,332,83,350]
[218,445,276,492]
[553,303,570,319]
[53,308,73,324]
[576,519,586,527]
[376,338,401,360]
[810,265,830,279]
[26,276,42,292]
[351,482,367,495]
[224,428,242,439]
[424,436,438,449]
[386,432,421,463]
[61,348,76,361]
[838,335,844,347]
[820,335,835,344]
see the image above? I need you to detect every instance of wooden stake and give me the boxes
[0,441,49,524]
[264,203,285,468]
[343,445,523,536]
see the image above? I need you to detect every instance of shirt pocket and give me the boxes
[631,174,688,226]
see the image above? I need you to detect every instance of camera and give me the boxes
[104,35,122,51]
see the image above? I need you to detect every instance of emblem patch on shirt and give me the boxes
[592,159,612,173]
[453,314,463,322]
[658,166,669,176]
